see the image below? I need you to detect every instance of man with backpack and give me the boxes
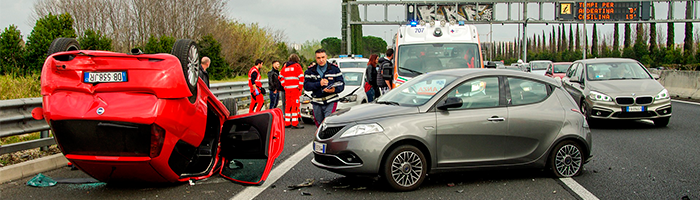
[376,49,395,95]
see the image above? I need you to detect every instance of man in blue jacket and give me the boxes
[304,49,345,127]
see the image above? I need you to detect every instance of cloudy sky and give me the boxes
[1,0,696,46]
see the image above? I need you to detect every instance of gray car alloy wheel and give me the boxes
[555,144,583,177]
[391,150,423,187]
[186,45,200,86]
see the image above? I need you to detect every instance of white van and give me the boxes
[392,21,484,88]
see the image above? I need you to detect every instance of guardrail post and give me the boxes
[40,130,49,151]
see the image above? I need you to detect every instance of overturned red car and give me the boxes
[32,38,284,184]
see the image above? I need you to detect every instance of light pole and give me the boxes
[583,0,587,59]
[524,18,536,63]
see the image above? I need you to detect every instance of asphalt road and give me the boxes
[1,100,698,199]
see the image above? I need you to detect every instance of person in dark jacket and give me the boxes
[377,49,395,95]
[267,61,284,109]
[303,49,344,127]
[199,57,210,88]
[365,54,379,101]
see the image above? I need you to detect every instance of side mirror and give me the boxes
[485,62,497,69]
[437,97,463,110]
[569,77,580,83]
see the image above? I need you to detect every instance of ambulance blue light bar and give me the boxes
[410,21,418,27]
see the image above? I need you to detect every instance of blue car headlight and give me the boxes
[339,123,384,138]
[589,91,612,102]
[655,89,669,100]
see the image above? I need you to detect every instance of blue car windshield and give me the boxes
[376,73,457,106]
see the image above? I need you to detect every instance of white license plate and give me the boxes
[625,106,645,112]
[313,141,326,154]
[84,71,127,83]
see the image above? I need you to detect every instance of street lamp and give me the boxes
[524,17,536,63]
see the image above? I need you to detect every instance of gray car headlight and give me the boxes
[589,91,612,102]
[655,89,669,100]
[339,123,384,138]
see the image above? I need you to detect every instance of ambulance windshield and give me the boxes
[396,43,481,77]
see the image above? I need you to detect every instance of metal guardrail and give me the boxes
[0,80,268,155]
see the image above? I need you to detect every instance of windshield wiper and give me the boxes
[399,67,423,75]
[376,100,400,106]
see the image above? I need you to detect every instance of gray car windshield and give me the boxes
[376,74,457,106]
[586,62,652,81]
[397,43,481,77]
[342,72,363,86]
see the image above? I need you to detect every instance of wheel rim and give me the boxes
[67,45,79,51]
[391,151,423,187]
[555,144,582,177]
[186,45,199,86]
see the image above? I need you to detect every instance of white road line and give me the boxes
[559,178,600,200]
[231,142,313,200]
[672,99,700,106]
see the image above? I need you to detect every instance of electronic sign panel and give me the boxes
[557,1,651,21]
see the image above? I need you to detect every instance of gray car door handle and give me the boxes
[487,117,505,122]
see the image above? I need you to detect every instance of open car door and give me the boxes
[219,108,284,185]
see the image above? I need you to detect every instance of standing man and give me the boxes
[377,49,395,95]
[267,61,284,109]
[248,59,266,113]
[280,54,305,129]
[200,57,211,88]
[304,49,344,127]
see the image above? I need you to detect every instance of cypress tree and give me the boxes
[576,24,581,50]
[569,24,574,51]
[667,23,675,48]
[613,23,620,53]
[624,23,632,48]
[561,25,567,51]
[592,24,599,57]
[552,27,557,52]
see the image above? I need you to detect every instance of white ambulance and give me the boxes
[391,21,484,88]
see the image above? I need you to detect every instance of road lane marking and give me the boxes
[559,178,599,200]
[672,99,700,106]
[231,142,313,200]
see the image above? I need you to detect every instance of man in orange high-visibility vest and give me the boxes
[248,59,265,113]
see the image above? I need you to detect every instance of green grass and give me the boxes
[0,74,41,100]
[0,132,44,145]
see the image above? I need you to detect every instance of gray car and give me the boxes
[312,69,593,191]
[561,58,672,127]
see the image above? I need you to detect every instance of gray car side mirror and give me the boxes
[437,97,463,110]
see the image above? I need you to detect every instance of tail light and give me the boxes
[150,124,165,158]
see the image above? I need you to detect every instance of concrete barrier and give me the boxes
[656,70,700,100]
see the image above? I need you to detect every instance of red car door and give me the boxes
[218,108,285,185]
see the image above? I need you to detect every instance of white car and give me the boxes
[529,60,552,76]
[300,67,370,124]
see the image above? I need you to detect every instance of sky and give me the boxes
[1,0,697,46]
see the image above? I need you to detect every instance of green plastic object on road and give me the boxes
[26,173,57,187]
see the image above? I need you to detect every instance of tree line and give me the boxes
[0,0,290,79]
[492,21,699,71]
